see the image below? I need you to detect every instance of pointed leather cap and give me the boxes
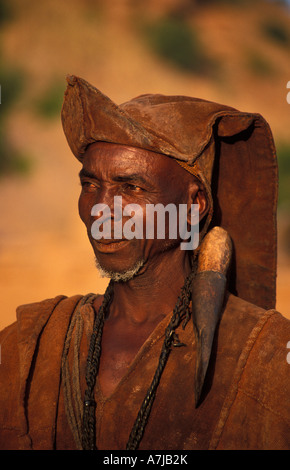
[61,75,278,311]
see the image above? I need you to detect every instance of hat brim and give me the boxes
[61,75,278,311]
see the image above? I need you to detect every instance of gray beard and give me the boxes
[94,257,145,283]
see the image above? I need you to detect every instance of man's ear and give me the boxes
[186,181,208,226]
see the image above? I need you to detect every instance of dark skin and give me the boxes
[79,142,208,398]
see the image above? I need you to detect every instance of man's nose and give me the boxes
[91,190,122,222]
[91,187,112,216]
[90,192,123,241]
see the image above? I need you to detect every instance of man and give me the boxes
[0,76,289,450]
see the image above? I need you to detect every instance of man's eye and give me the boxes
[124,183,143,192]
[81,181,97,191]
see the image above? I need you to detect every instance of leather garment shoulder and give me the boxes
[0,293,289,450]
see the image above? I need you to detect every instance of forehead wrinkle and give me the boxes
[113,173,150,186]
[83,148,156,181]
[85,145,149,168]
[82,156,150,183]
[81,155,158,191]
[83,142,191,191]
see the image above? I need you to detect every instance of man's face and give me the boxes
[78,142,206,280]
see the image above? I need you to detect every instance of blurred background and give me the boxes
[0,0,290,329]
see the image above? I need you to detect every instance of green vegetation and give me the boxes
[0,129,32,177]
[277,142,290,208]
[196,0,253,4]
[261,19,290,47]
[0,60,31,177]
[143,17,217,76]
[246,50,275,77]
[34,79,66,119]
[0,63,25,116]
[0,0,14,26]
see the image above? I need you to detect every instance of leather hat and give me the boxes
[61,75,278,310]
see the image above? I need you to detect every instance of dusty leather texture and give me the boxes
[0,293,289,450]
[0,81,283,450]
[61,76,278,312]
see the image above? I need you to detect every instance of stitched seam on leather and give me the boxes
[17,295,76,449]
[236,387,290,423]
[0,426,21,431]
[208,309,277,449]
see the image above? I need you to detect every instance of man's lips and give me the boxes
[93,239,131,253]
